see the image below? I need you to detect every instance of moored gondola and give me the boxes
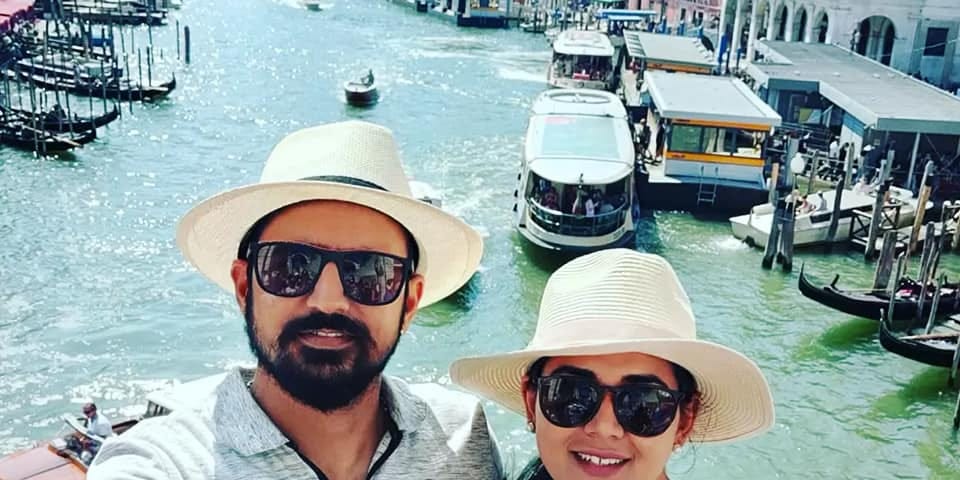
[14,70,176,102]
[0,123,97,152]
[798,264,960,320]
[4,104,120,133]
[879,319,960,368]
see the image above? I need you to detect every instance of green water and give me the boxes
[0,1,957,478]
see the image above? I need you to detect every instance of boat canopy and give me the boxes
[145,372,229,415]
[553,30,615,57]
[530,157,633,185]
[623,31,714,72]
[645,70,781,128]
[595,9,657,22]
[530,89,627,118]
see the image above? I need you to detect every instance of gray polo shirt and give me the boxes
[87,368,503,479]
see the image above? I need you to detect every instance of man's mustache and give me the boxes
[277,312,371,347]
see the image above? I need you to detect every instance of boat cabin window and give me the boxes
[552,54,612,82]
[144,401,170,418]
[540,116,621,160]
[525,173,631,237]
[668,123,765,158]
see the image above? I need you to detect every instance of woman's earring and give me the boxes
[526,420,535,433]
[672,444,682,454]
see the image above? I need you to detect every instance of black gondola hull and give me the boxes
[879,321,958,368]
[797,265,960,320]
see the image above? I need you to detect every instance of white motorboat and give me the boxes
[343,70,378,106]
[730,185,933,248]
[300,0,333,11]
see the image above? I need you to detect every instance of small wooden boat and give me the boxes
[14,70,176,102]
[300,0,333,10]
[879,319,960,368]
[0,373,226,480]
[0,123,98,153]
[798,264,960,321]
[343,71,378,106]
[4,105,120,133]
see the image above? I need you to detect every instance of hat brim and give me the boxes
[449,339,774,444]
[176,181,483,308]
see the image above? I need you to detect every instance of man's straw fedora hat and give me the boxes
[176,120,483,308]
[450,249,774,443]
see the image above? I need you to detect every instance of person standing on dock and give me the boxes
[87,121,501,480]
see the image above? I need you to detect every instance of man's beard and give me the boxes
[244,291,401,412]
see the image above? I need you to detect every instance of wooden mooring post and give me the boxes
[873,230,899,290]
[864,173,892,260]
[923,275,944,335]
[825,176,846,246]
[762,195,785,270]
[778,193,797,272]
[950,200,960,251]
[912,222,939,327]
[909,162,935,254]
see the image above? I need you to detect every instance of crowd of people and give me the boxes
[532,178,625,218]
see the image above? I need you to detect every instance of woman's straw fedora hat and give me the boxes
[176,120,482,307]
[450,249,774,443]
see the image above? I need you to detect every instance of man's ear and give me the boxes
[400,274,424,334]
[231,259,250,311]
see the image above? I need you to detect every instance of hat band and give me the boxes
[299,175,388,192]
[236,175,390,259]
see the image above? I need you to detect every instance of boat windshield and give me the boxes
[539,115,621,159]
[551,54,612,82]
[525,172,629,237]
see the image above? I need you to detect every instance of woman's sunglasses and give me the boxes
[250,241,412,306]
[537,374,686,437]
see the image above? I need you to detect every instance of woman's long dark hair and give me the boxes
[516,356,700,480]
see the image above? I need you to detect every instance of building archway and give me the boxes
[814,9,828,43]
[793,6,808,42]
[774,3,788,40]
[856,16,896,65]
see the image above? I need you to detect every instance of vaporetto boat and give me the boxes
[514,88,638,252]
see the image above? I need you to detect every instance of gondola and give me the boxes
[879,319,959,368]
[798,264,960,320]
[15,71,176,102]
[0,123,97,152]
[4,105,120,133]
[343,71,378,106]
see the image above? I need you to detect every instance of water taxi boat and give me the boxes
[515,89,638,252]
[548,30,616,92]
[730,184,933,248]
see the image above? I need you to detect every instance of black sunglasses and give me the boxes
[537,374,686,437]
[250,242,412,306]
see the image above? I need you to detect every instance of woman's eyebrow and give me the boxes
[548,365,597,379]
[621,374,668,386]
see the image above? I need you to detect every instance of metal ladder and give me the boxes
[696,165,719,207]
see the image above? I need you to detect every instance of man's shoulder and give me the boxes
[87,372,236,479]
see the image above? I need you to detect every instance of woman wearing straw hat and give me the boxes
[450,249,775,480]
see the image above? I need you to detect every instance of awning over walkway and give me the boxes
[623,31,714,72]
[747,41,960,135]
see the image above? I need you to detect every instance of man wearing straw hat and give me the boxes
[89,121,502,479]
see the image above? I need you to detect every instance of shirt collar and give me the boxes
[213,367,427,457]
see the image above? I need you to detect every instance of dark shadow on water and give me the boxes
[869,367,957,420]
[517,235,577,274]
[416,271,482,327]
[633,209,664,255]
[792,317,878,362]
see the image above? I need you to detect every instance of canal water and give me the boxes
[1,0,958,477]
